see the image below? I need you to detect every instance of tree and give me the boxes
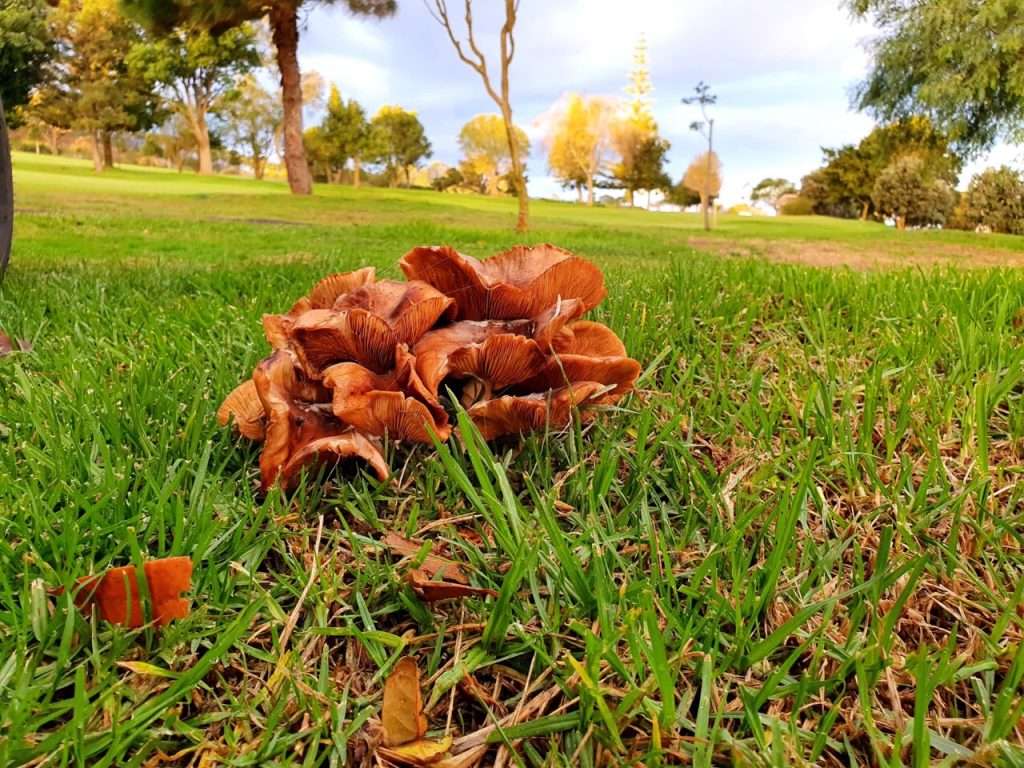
[872,154,955,230]
[427,0,529,232]
[681,81,717,230]
[848,0,1024,153]
[431,166,463,192]
[666,180,701,208]
[0,0,52,278]
[126,25,259,174]
[35,0,162,172]
[458,113,528,196]
[222,73,279,179]
[547,94,615,205]
[312,84,368,185]
[366,106,431,187]
[683,151,722,216]
[145,115,198,171]
[960,167,1024,235]
[751,178,796,212]
[121,0,397,196]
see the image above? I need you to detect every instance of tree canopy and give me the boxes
[0,0,52,115]
[751,178,796,211]
[547,94,615,205]
[683,151,722,205]
[849,0,1024,152]
[305,84,368,184]
[367,105,431,187]
[872,154,955,230]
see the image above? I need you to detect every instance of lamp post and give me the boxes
[682,82,717,232]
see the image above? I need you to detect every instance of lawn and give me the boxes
[2,152,1024,767]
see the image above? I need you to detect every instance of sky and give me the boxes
[298,0,1020,205]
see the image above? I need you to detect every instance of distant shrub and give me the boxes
[431,167,464,192]
[961,167,1024,234]
[780,195,814,215]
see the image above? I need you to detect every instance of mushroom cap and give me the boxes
[521,321,639,401]
[289,281,456,376]
[532,297,586,352]
[399,244,606,321]
[279,430,389,489]
[253,350,341,491]
[556,320,628,357]
[217,378,266,440]
[308,267,377,309]
[467,381,608,440]
[322,358,451,443]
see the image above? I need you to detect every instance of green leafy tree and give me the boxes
[222,73,279,179]
[459,114,529,196]
[849,0,1024,152]
[872,154,955,230]
[751,177,796,212]
[802,117,960,220]
[312,84,368,185]
[1,0,52,117]
[0,0,53,277]
[121,0,397,195]
[961,167,1024,234]
[34,0,162,172]
[366,105,431,188]
[431,166,463,191]
[126,25,259,174]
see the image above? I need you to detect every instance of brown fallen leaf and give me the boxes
[72,557,192,628]
[377,735,453,766]
[384,533,468,585]
[382,657,428,747]
[0,332,30,357]
[407,570,497,602]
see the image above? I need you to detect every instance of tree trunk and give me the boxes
[194,110,213,175]
[860,200,869,220]
[102,131,114,168]
[625,188,634,207]
[500,108,528,231]
[0,95,12,280]
[91,131,104,172]
[896,215,906,230]
[586,175,594,206]
[487,172,499,196]
[48,127,59,155]
[270,4,313,195]
[353,157,361,188]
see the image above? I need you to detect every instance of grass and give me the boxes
[2,151,1024,766]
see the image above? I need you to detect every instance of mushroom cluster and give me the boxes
[218,244,640,491]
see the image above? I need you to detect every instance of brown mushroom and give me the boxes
[262,267,376,349]
[279,430,389,489]
[411,320,545,402]
[323,353,451,444]
[399,244,606,321]
[253,349,346,490]
[309,266,376,308]
[290,280,455,375]
[467,382,608,440]
[217,379,266,440]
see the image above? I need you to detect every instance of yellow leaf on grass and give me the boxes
[383,657,428,747]
[377,735,453,766]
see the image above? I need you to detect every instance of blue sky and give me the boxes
[298,0,1018,204]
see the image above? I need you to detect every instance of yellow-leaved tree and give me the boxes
[547,94,616,205]
[683,151,723,216]
[458,114,529,196]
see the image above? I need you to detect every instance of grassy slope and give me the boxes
[2,152,1023,766]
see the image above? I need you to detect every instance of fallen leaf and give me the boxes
[382,657,428,747]
[377,735,453,766]
[407,570,497,602]
[0,332,31,357]
[73,557,192,628]
[385,533,468,585]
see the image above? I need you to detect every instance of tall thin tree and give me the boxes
[426,0,528,232]
[682,81,717,231]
